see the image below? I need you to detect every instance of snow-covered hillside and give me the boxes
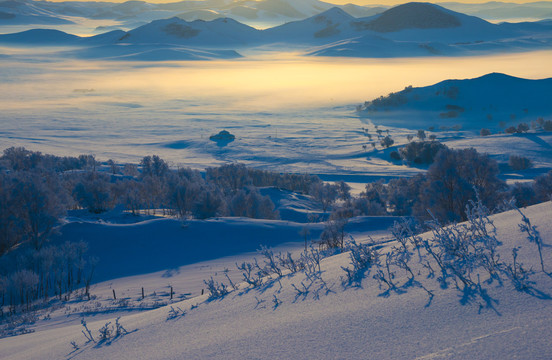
[358,72,552,131]
[120,16,262,47]
[308,3,552,57]
[1,200,551,359]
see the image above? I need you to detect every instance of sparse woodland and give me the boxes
[0,145,551,318]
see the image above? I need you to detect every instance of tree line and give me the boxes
[0,147,344,311]
[343,147,552,223]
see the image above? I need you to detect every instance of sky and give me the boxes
[40,0,549,5]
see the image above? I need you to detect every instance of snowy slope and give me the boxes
[0,26,243,60]
[51,215,324,282]
[263,7,358,44]
[0,28,80,44]
[438,1,552,22]
[0,0,74,25]
[65,44,241,61]
[1,201,551,359]
[309,2,552,57]
[358,72,552,130]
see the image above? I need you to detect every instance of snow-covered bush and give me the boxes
[276,251,302,274]
[480,128,491,136]
[236,261,263,287]
[503,247,533,290]
[229,188,279,219]
[341,238,380,287]
[258,246,283,278]
[319,208,353,250]
[419,147,505,222]
[203,277,230,300]
[300,247,322,277]
[98,321,113,341]
[516,207,546,273]
[510,182,537,208]
[390,150,401,161]
[309,181,339,212]
[517,123,530,133]
[166,306,186,320]
[351,197,386,216]
[509,155,533,170]
[380,135,394,148]
[534,170,552,201]
[423,197,501,289]
[398,140,447,164]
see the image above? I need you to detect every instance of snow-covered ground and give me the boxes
[1,4,552,357]
[1,199,551,359]
[1,51,552,181]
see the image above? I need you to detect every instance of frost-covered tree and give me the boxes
[533,170,552,202]
[510,182,537,208]
[380,135,394,148]
[73,173,113,214]
[310,182,339,212]
[419,148,505,222]
[140,155,169,179]
[319,208,353,250]
[399,140,447,165]
[192,187,227,219]
[229,187,278,219]
[509,155,532,170]
[517,123,530,133]
[480,128,491,136]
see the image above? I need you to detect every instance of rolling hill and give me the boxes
[358,72,552,130]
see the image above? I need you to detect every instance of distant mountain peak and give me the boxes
[313,6,355,23]
[364,2,462,33]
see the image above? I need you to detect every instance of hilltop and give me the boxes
[358,73,552,130]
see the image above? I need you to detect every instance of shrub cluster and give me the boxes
[509,155,533,171]
[397,140,448,164]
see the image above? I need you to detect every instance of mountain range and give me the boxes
[0,0,383,29]
[1,2,551,60]
[2,0,552,31]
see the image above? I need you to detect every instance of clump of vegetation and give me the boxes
[505,122,530,134]
[480,128,491,136]
[209,130,235,143]
[380,135,394,148]
[398,140,448,165]
[340,195,548,306]
[534,117,552,131]
[360,85,413,111]
[509,155,533,171]
[390,151,401,161]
